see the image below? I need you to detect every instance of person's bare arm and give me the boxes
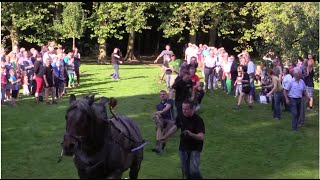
[156,103,172,115]
[267,78,277,96]
[283,89,290,105]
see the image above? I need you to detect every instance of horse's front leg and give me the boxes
[106,169,123,179]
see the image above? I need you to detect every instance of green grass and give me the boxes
[1,62,319,179]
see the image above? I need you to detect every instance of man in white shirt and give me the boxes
[282,67,293,112]
[245,54,255,76]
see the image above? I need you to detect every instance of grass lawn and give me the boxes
[1,62,319,179]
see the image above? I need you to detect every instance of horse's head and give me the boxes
[63,94,112,156]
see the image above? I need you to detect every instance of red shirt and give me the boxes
[191,74,200,89]
[1,73,6,87]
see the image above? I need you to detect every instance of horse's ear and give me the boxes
[88,95,95,106]
[69,94,76,104]
[99,97,109,106]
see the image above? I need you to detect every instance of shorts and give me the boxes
[306,86,314,97]
[163,61,169,68]
[152,113,174,130]
[249,86,255,96]
[242,86,251,95]
[11,90,18,98]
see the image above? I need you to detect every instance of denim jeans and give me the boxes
[204,67,214,91]
[179,150,202,179]
[290,98,301,130]
[273,91,283,119]
[112,64,119,79]
[166,74,171,88]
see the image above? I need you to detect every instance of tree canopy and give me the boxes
[1,2,318,63]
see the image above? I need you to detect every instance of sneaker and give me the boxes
[46,102,51,105]
[35,97,39,103]
[233,105,240,110]
[52,101,58,104]
[249,105,253,109]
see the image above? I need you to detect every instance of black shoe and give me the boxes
[233,105,239,110]
[52,101,58,104]
[249,105,253,109]
[162,143,166,150]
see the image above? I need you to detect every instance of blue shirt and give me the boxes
[285,78,306,98]
[63,57,69,64]
[156,99,174,120]
[9,75,19,90]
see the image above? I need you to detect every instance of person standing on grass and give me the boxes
[8,68,20,107]
[111,48,123,81]
[73,47,81,86]
[167,54,182,88]
[303,60,314,111]
[159,100,205,179]
[264,70,283,120]
[171,68,193,119]
[43,57,57,105]
[233,66,252,110]
[282,67,292,112]
[33,53,45,103]
[283,67,309,131]
[154,44,174,68]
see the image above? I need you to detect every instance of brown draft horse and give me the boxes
[61,94,147,179]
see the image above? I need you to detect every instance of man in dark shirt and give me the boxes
[152,90,174,153]
[43,57,57,105]
[33,54,46,103]
[229,55,238,96]
[171,67,193,119]
[159,100,205,179]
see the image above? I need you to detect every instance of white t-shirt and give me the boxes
[204,56,216,68]
[282,74,293,89]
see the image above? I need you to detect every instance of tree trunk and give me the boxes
[189,33,196,44]
[98,38,107,64]
[137,33,141,58]
[209,19,219,47]
[10,16,18,48]
[155,31,160,55]
[209,26,217,47]
[124,30,136,61]
[72,36,75,50]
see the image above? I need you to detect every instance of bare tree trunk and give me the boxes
[189,33,196,44]
[209,27,217,47]
[10,16,18,48]
[72,36,75,50]
[209,19,219,47]
[137,33,141,58]
[124,30,136,61]
[155,31,160,55]
[98,38,107,64]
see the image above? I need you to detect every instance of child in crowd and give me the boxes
[196,82,205,111]
[67,57,75,88]
[22,71,30,96]
[234,71,243,97]
[8,69,20,107]
[1,65,6,104]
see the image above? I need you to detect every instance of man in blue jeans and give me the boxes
[159,100,205,179]
[283,67,309,131]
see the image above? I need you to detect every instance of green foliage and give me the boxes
[52,2,86,43]
[1,2,56,46]
[253,2,319,61]
[87,2,126,43]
